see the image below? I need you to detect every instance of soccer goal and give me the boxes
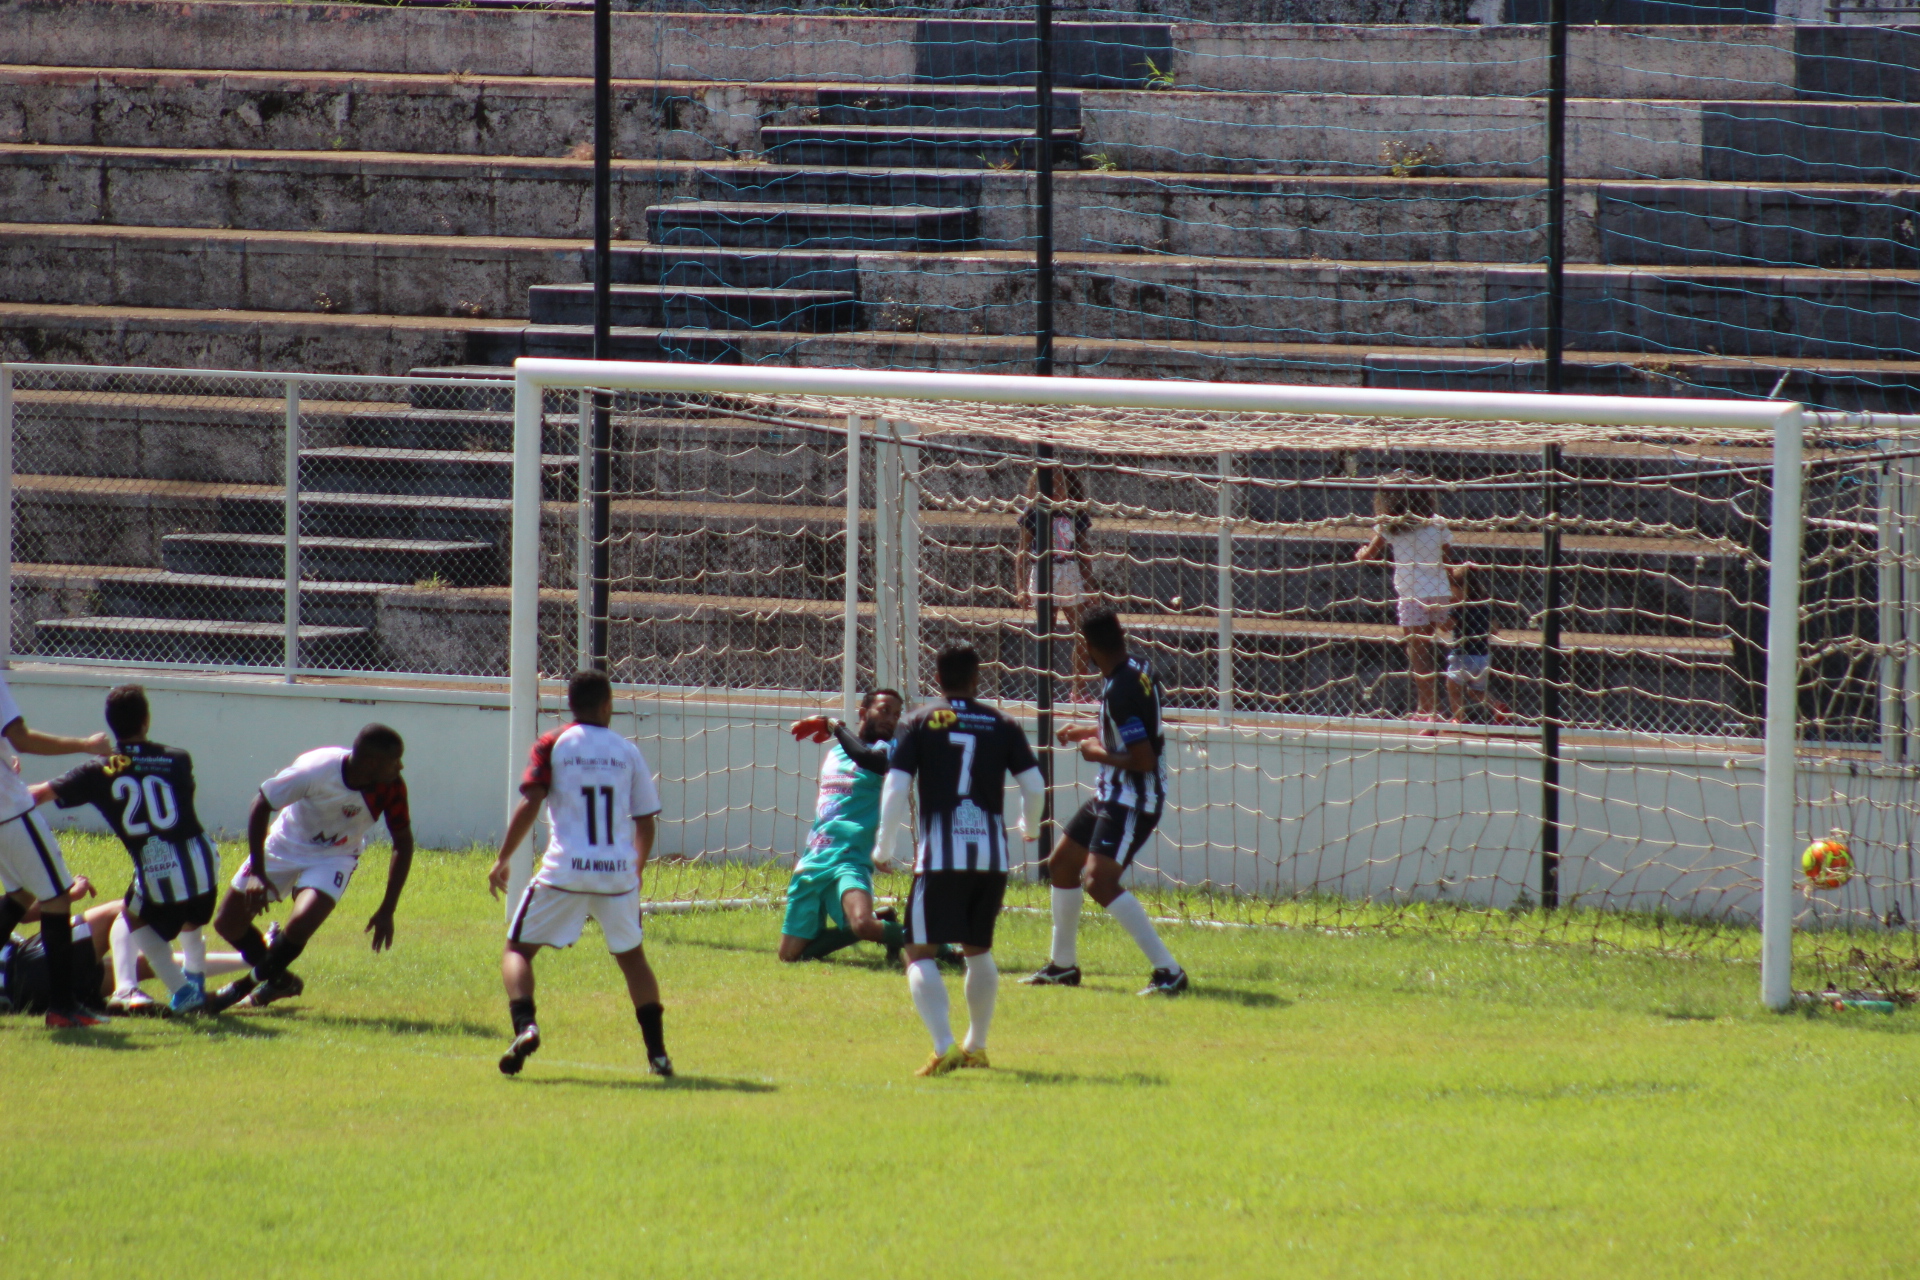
[503,357,1920,1009]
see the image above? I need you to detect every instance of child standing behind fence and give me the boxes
[1444,563,1512,725]
[1355,474,1454,721]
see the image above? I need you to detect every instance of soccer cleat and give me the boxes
[206,976,258,1014]
[960,1048,991,1069]
[108,987,167,1017]
[1020,963,1082,987]
[915,1043,968,1078]
[648,1054,675,1079]
[45,1005,110,1028]
[499,1025,541,1076]
[242,971,304,1008]
[933,945,966,970]
[168,981,207,1016]
[1139,967,1191,997]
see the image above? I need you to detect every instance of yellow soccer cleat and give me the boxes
[916,1044,968,1077]
[960,1048,990,1070]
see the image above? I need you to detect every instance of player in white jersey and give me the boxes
[0,672,117,1027]
[207,723,413,1012]
[488,671,671,1079]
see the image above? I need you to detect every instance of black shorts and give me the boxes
[124,888,216,941]
[906,872,1007,949]
[1063,799,1160,868]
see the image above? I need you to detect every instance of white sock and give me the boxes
[1050,886,1083,969]
[130,926,188,994]
[962,953,998,1054]
[178,928,207,979]
[907,959,953,1054]
[109,913,139,993]
[1106,891,1179,974]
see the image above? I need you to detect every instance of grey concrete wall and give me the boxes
[0,224,582,317]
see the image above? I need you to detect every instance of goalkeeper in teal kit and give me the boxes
[779,689,910,963]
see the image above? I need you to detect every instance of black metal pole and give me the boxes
[1540,443,1563,910]
[1543,0,1567,394]
[590,0,612,671]
[1032,0,1057,873]
[1034,0,1055,380]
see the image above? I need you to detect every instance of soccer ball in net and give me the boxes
[1802,838,1853,891]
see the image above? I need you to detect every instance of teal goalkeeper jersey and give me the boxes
[795,742,884,872]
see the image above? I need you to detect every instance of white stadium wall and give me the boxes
[3,662,1835,928]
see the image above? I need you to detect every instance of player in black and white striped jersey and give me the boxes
[1025,608,1188,997]
[875,643,1045,1077]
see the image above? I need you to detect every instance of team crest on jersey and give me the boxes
[103,754,131,778]
[1139,672,1153,696]
[929,709,958,730]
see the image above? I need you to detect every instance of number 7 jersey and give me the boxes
[888,697,1038,874]
[523,721,663,894]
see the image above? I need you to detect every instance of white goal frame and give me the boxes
[506,357,1807,1008]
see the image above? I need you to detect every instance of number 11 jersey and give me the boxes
[523,722,662,894]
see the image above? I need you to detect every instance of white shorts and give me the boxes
[1398,596,1451,629]
[507,883,644,954]
[1447,653,1492,691]
[230,851,358,903]
[1028,559,1089,608]
[0,809,71,901]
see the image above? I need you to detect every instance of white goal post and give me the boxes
[506,358,1810,1006]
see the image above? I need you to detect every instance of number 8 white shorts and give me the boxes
[507,883,644,954]
[230,851,358,903]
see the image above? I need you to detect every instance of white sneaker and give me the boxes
[106,986,166,1017]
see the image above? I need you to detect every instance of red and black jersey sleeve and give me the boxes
[521,729,563,795]
[365,778,411,829]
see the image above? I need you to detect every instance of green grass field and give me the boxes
[7,834,1920,1278]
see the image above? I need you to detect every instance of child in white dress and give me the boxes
[1355,475,1455,720]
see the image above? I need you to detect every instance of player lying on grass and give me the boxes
[782,688,910,965]
[1024,607,1188,997]
[488,670,673,1079]
[875,643,1045,1077]
[27,684,220,1016]
[0,670,116,1027]
[208,724,413,1013]
[1,879,248,1015]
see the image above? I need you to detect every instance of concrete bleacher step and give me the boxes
[812,87,1085,129]
[81,570,386,625]
[526,282,859,332]
[757,125,1080,170]
[298,445,576,500]
[32,615,370,666]
[160,532,501,586]
[610,248,860,292]
[217,492,512,544]
[647,202,977,253]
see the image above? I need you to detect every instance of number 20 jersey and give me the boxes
[523,722,663,895]
[48,740,216,905]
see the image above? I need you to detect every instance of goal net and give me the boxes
[504,359,1920,1006]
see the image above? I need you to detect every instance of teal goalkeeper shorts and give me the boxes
[781,859,873,940]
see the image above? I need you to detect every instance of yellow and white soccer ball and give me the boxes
[1801,837,1853,891]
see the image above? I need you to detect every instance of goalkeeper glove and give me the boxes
[790,716,833,744]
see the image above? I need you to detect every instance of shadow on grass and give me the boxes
[183,1018,287,1041]
[265,1010,501,1039]
[996,1068,1170,1088]
[46,1028,150,1050]
[1186,985,1290,1010]
[515,1074,777,1093]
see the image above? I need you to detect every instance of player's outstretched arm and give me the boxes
[631,813,656,894]
[237,792,276,908]
[365,818,413,952]
[872,770,911,869]
[1014,766,1046,842]
[487,790,545,899]
[3,719,111,758]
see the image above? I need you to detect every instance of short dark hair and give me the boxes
[1080,607,1125,655]
[861,688,903,711]
[935,644,980,693]
[569,670,613,716]
[104,684,148,740]
[354,723,404,757]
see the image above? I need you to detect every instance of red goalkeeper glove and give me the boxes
[790,716,833,744]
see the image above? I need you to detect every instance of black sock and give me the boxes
[635,1002,666,1060]
[0,896,26,939]
[800,927,860,960]
[255,930,308,983]
[39,911,74,1009]
[233,926,270,971]
[509,997,536,1035]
